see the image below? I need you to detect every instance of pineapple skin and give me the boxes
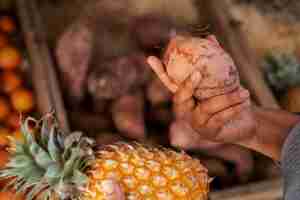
[84,143,210,200]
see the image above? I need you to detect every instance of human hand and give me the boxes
[169,120,254,182]
[148,56,257,144]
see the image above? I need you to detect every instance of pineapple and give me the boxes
[0,113,210,200]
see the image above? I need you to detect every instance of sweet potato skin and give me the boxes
[112,93,146,140]
[163,35,240,100]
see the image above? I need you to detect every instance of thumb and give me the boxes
[101,179,125,200]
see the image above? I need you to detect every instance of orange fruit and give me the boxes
[0,97,10,121]
[0,190,25,200]
[0,128,10,147]
[10,88,34,113]
[0,33,8,49]
[0,46,22,70]
[1,71,22,93]
[5,113,20,129]
[0,16,16,34]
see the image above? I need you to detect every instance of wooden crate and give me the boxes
[203,0,282,199]
[16,0,69,132]
[16,0,283,199]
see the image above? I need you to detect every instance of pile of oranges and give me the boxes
[0,14,35,190]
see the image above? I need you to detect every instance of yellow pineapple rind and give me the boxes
[84,142,209,200]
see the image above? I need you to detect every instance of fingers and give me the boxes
[173,71,202,104]
[172,71,202,119]
[173,98,195,119]
[194,100,252,142]
[147,56,178,93]
[218,105,256,142]
[169,120,223,150]
[101,179,125,200]
[192,87,250,126]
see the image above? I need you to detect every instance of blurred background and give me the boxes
[1,0,300,199]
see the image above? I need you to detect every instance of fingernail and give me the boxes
[147,56,155,65]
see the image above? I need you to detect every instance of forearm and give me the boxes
[238,105,300,161]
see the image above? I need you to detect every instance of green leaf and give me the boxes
[40,117,50,147]
[64,132,82,149]
[14,142,26,155]
[48,127,61,162]
[29,142,40,156]
[62,148,79,178]
[71,169,88,186]
[20,118,36,145]
[44,164,62,179]
[7,155,34,168]
[35,147,53,168]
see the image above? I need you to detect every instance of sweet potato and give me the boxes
[112,93,146,140]
[56,22,93,103]
[88,53,151,100]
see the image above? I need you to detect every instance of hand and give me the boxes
[148,56,257,144]
[169,120,254,182]
[148,55,300,161]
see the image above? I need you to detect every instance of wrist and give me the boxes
[237,106,300,161]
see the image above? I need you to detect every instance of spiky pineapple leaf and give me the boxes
[44,163,62,179]
[71,169,88,186]
[0,113,94,200]
[64,131,82,150]
[40,116,51,147]
[31,142,53,168]
[20,117,35,145]
[48,127,61,162]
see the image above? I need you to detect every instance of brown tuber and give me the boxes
[112,93,146,140]
[56,22,93,103]
[88,53,151,100]
[161,34,240,98]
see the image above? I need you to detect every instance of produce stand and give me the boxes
[16,0,283,199]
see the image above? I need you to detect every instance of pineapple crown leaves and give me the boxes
[0,113,96,200]
[263,51,300,92]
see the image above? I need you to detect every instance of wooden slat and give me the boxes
[16,0,70,132]
[210,179,282,200]
[204,0,280,109]
[204,1,282,199]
